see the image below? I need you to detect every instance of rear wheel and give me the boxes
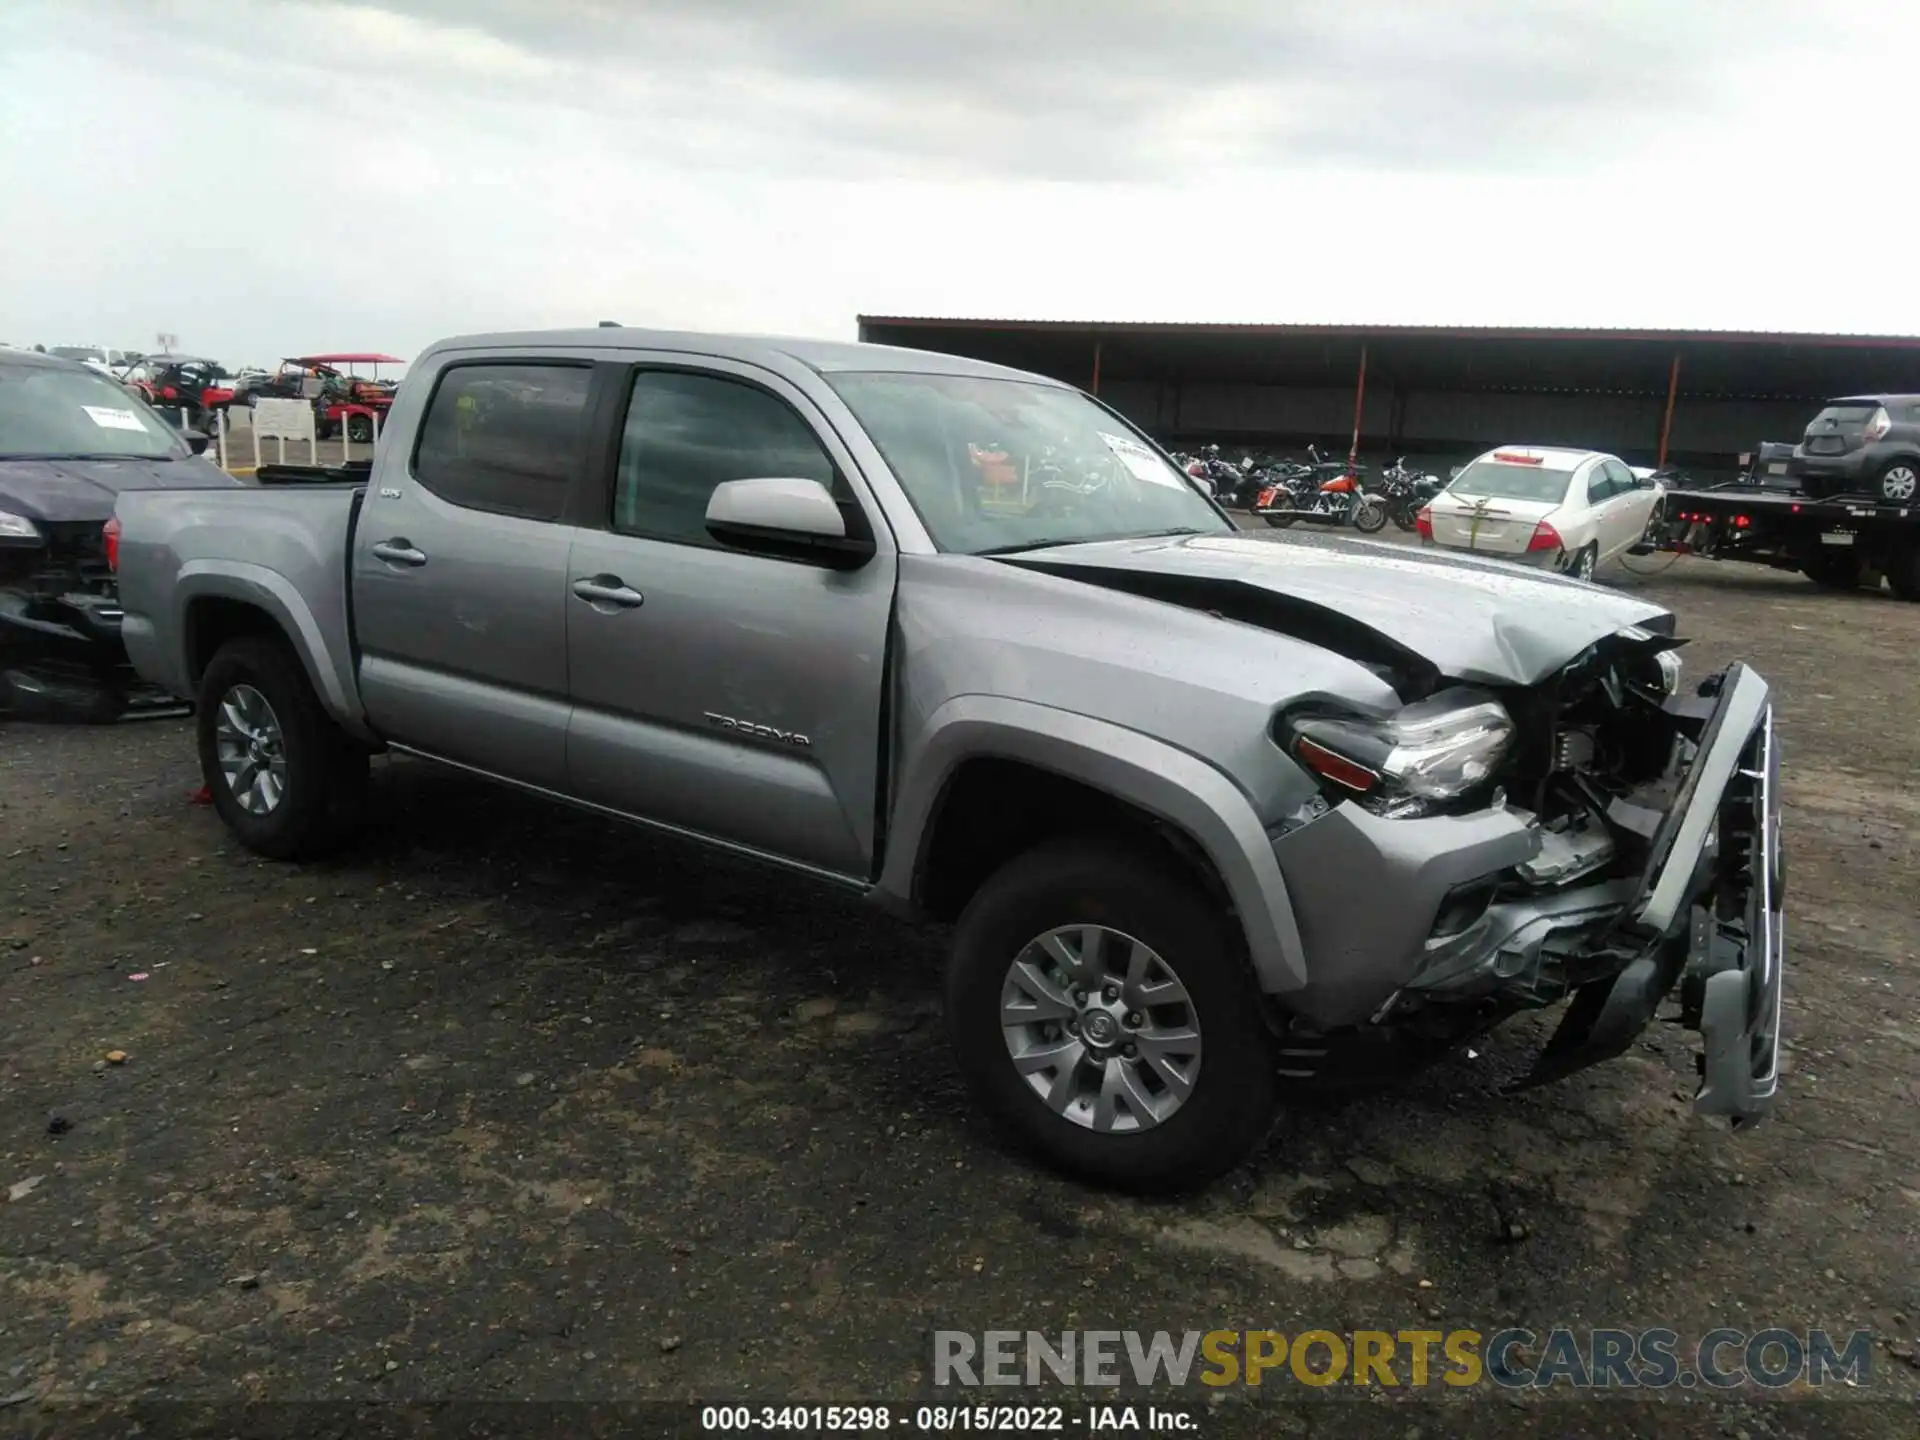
[1802,550,1867,590]
[346,414,375,444]
[196,636,367,859]
[1877,460,1919,505]
[1565,544,1598,582]
[1887,542,1920,602]
[946,839,1275,1193]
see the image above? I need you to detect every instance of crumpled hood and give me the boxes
[0,455,242,524]
[1003,531,1674,687]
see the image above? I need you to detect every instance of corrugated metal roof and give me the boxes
[857,316,1920,347]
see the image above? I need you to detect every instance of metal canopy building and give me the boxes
[854,317,1920,478]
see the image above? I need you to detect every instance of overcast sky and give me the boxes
[3,0,1915,365]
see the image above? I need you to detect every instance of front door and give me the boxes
[563,359,896,878]
[351,358,597,791]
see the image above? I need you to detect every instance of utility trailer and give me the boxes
[1646,478,1920,601]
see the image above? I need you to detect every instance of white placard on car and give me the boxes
[82,405,146,432]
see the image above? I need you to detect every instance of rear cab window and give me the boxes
[411,362,594,521]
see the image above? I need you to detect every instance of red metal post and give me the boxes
[1657,352,1681,468]
[1347,344,1369,471]
[1091,336,1102,397]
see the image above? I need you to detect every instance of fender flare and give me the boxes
[173,561,376,744]
[879,694,1309,994]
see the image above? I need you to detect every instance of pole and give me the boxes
[1657,352,1681,468]
[1347,344,1369,472]
[1091,336,1102,397]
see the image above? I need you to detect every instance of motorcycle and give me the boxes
[1252,449,1386,532]
[1376,457,1445,533]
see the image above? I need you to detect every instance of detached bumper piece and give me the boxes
[0,587,175,724]
[1514,664,1783,1124]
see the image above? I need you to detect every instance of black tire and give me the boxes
[1875,459,1920,506]
[1389,504,1419,534]
[1564,544,1598,583]
[1889,543,1920,603]
[1352,498,1387,534]
[1802,550,1867,591]
[195,636,367,860]
[1263,513,1298,529]
[946,839,1276,1193]
[347,414,374,444]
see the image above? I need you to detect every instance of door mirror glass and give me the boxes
[705,477,875,568]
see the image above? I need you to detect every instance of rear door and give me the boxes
[350,357,599,791]
[562,355,896,878]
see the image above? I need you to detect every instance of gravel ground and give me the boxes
[3,532,1918,1439]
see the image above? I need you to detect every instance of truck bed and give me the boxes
[113,483,369,726]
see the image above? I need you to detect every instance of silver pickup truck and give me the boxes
[110,328,1784,1191]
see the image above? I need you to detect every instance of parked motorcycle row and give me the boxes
[1166,444,1446,534]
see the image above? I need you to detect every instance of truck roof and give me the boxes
[419,328,1054,385]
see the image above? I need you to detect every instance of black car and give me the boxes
[1786,394,1920,504]
[0,351,245,721]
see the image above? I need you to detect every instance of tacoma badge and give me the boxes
[704,712,811,748]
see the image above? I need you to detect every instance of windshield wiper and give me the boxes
[0,452,174,462]
[975,537,1083,556]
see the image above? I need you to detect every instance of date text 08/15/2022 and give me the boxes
[701,1405,1195,1433]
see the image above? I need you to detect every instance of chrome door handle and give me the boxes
[571,575,645,609]
[370,539,427,567]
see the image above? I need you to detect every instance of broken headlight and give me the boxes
[1282,687,1515,819]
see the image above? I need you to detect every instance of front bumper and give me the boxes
[1274,663,1785,1125]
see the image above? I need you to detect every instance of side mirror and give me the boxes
[186,432,211,456]
[705,477,875,569]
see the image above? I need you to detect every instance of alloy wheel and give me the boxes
[213,683,288,815]
[999,924,1203,1133]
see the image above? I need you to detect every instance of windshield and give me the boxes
[0,362,183,460]
[1448,458,1576,505]
[48,346,103,363]
[826,371,1226,554]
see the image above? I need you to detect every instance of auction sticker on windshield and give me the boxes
[82,406,147,432]
[1099,431,1182,488]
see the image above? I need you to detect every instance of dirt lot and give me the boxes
[4,536,1919,1438]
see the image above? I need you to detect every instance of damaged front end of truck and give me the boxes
[1271,627,1783,1125]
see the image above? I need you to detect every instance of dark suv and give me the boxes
[1787,394,1920,504]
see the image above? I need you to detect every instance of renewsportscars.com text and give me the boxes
[934,1328,1873,1390]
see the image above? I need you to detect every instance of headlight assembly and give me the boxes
[0,509,44,544]
[1281,687,1515,819]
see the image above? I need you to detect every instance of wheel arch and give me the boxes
[878,695,1309,995]
[175,566,374,743]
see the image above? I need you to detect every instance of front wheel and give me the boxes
[1352,498,1387,534]
[196,636,368,859]
[346,414,375,444]
[946,839,1276,1192]
[1262,513,1298,529]
[1389,502,1419,533]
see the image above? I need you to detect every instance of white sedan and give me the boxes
[1416,445,1664,582]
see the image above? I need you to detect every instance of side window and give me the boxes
[612,370,840,547]
[1604,459,1636,494]
[1905,404,1920,425]
[1582,464,1615,503]
[412,363,593,522]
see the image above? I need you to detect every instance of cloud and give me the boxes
[3,0,1918,363]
